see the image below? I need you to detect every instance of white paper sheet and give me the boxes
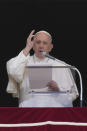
[26,63,52,89]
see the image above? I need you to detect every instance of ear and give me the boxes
[48,43,53,52]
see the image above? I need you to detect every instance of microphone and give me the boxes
[40,51,83,107]
[40,51,55,60]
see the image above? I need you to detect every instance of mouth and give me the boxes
[38,50,45,57]
[38,50,44,53]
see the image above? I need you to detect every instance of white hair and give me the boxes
[35,30,52,43]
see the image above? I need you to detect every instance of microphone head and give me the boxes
[40,51,46,56]
[40,51,55,60]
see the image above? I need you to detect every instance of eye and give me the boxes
[43,42,48,45]
[36,40,41,44]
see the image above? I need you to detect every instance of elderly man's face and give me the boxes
[33,32,53,59]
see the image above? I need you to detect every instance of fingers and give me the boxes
[47,80,55,85]
[30,35,34,41]
[47,80,60,91]
[31,29,35,34]
[27,30,35,41]
[47,80,58,88]
[27,30,35,42]
[47,81,54,87]
[29,30,35,37]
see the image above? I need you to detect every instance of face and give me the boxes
[33,32,53,59]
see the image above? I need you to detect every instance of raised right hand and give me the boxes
[23,30,35,56]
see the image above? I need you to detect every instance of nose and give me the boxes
[39,43,44,49]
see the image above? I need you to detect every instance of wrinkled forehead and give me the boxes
[34,31,52,43]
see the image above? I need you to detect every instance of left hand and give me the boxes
[47,80,60,91]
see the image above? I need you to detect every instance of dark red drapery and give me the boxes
[0,107,87,131]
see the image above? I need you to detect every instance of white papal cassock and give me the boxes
[6,51,79,107]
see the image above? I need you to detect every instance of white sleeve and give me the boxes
[6,75,19,98]
[67,68,79,101]
[6,50,30,83]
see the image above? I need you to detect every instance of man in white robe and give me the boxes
[6,30,79,107]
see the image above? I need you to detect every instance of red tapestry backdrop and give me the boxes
[0,107,87,131]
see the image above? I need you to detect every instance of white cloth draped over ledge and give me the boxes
[6,51,79,107]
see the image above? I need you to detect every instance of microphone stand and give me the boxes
[39,52,83,107]
[55,58,83,107]
[71,66,83,107]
